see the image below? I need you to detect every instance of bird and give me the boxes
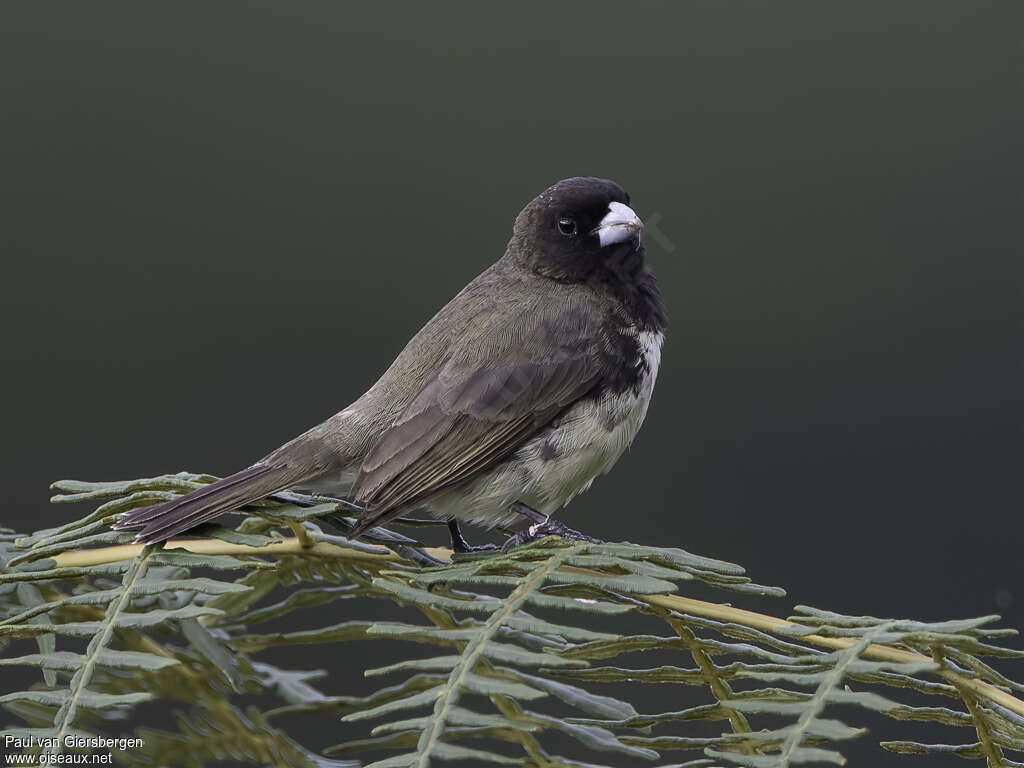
[113,177,667,551]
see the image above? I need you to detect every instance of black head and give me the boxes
[508,177,666,331]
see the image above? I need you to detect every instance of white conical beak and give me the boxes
[594,201,643,247]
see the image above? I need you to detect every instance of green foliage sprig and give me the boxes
[0,473,1022,767]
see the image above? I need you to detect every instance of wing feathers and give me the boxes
[350,313,607,535]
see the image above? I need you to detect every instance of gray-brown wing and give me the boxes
[350,304,608,532]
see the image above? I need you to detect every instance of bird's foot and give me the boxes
[448,520,498,555]
[501,518,603,552]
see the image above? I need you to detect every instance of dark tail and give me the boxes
[113,464,310,543]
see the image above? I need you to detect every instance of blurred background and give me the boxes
[2,2,1022,765]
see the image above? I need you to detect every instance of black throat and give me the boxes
[593,242,668,335]
[592,244,667,397]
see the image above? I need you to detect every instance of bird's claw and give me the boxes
[501,519,603,552]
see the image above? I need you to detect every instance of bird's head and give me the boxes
[509,177,646,285]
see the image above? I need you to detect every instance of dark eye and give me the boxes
[557,217,578,237]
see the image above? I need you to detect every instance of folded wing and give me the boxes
[350,301,610,534]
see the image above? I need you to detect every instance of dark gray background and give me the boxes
[2,2,1022,766]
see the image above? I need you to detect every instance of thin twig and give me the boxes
[49,544,154,753]
[933,647,1007,768]
[50,537,408,567]
[670,617,752,736]
[287,522,315,549]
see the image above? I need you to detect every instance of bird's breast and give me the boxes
[526,328,663,506]
[592,328,662,449]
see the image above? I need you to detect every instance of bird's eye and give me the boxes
[557,217,578,237]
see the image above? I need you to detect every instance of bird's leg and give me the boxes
[448,520,498,554]
[508,501,547,524]
[502,502,603,551]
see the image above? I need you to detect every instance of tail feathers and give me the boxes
[347,511,379,539]
[113,464,307,543]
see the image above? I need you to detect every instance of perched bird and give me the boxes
[114,177,667,550]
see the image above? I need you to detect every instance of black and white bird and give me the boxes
[114,177,667,550]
